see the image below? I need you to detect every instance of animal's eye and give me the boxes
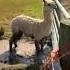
[47,4,51,6]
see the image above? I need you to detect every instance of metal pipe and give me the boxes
[55,0,70,19]
[53,9,60,28]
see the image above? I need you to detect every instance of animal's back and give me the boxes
[11,15,43,39]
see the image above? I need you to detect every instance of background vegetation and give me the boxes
[0,0,43,38]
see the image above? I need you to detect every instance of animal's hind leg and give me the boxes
[9,33,17,52]
[9,37,13,52]
[13,31,23,48]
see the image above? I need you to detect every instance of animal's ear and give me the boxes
[43,0,54,4]
[43,0,45,3]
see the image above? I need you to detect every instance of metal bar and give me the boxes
[51,58,55,70]
[51,9,62,70]
[55,0,70,19]
[52,13,59,43]
[51,14,59,49]
[53,9,60,28]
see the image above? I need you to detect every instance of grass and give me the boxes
[0,0,43,38]
[0,63,27,70]
[0,63,40,70]
[0,1,43,69]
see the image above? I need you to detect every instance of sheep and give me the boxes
[9,0,55,54]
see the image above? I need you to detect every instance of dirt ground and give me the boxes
[0,39,52,70]
[0,39,36,69]
[0,39,35,56]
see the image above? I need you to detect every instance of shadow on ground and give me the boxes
[0,44,51,64]
[0,44,51,70]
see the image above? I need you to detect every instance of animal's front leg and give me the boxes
[39,37,47,52]
[35,40,40,55]
[40,43,44,52]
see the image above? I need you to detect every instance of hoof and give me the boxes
[14,46,17,49]
[40,47,44,52]
[40,49,44,53]
[36,50,40,56]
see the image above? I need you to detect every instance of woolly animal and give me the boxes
[9,0,54,54]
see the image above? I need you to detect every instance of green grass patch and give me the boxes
[0,0,43,38]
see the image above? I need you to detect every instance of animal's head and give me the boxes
[43,0,54,4]
[43,0,56,10]
[43,0,55,7]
